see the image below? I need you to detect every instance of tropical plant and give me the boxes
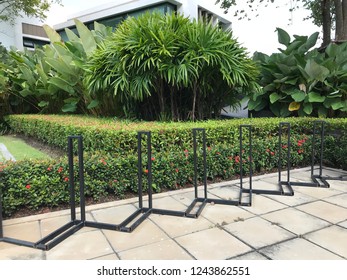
[249,28,347,117]
[85,12,260,121]
[0,20,114,115]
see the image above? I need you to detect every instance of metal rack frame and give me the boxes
[85,131,153,232]
[244,122,294,196]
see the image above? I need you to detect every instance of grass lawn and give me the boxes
[0,135,51,161]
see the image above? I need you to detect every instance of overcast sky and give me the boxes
[45,0,321,55]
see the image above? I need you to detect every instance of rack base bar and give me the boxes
[149,208,186,217]
[185,198,208,218]
[321,175,347,181]
[1,237,36,248]
[243,182,293,196]
[279,182,294,196]
[84,221,119,231]
[119,209,152,232]
[312,175,330,188]
[35,221,84,250]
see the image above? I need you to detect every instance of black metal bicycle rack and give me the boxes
[244,122,294,196]
[35,136,86,250]
[85,131,153,232]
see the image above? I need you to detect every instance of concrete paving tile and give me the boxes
[150,214,213,238]
[242,194,287,215]
[151,196,189,212]
[264,191,317,207]
[175,227,251,260]
[40,213,95,237]
[262,207,330,235]
[46,230,113,260]
[102,219,169,252]
[90,204,139,224]
[208,184,242,201]
[2,221,41,242]
[224,217,295,249]
[201,204,254,225]
[0,245,45,260]
[305,226,347,258]
[294,185,343,199]
[250,179,282,192]
[324,193,347,209]
[259,238,343,260]
[296,201,347,224]
[326,180,347,192]
[338,221,347,228]
[231,251,268,260]
[91,253,119,260]
[119,239,193,260]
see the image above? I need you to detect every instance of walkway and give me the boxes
[0,167,346,260]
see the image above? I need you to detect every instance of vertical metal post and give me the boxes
[311,120,325,177]
[77,137,86,222]
[278,123,291,183]
[193,129,198,198]
[193,129,207,199]
[319,122,325,177]
[202,130,207,199]
[239,125,252,205]
[68,137,76,221]
[147,132,153,209]
[137,132,143,209]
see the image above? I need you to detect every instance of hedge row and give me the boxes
[7,114,347,153]
[1,115,347,217]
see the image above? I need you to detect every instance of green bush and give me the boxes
[250,28,347,117]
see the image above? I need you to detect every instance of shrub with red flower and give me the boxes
[25,184,31,190]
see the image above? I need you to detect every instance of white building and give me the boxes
[0,12,49,50]
[54,0,232,38]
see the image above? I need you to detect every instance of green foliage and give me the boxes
[0,20,114,115]
[2,115,347,216]
[85,12,260,121]
[0,0,61,23]
[249,28,347,117]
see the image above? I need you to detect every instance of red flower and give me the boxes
[266,149,270,153]
[207,146,212,151]
[270,151,275,156]
[298,149,304,154]
[64,177,69,182]
[235,156,240,164]
[151,157,155,161]
[113,179,118,183]
[282,145,288,149]
[144,169,149,174]
[175,168,179,173]
[57,167,63,173]
[47,167,52,171]
[216,152,221,155]
[25,184,31,190]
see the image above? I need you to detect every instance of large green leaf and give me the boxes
[276,28,291,47]
[43,24,62,43]
[308,92,325,103]
[305,59,329,82]
[291,90,306,102]
[303,103,313,115]
[48,77,75,94]
[62,103,77,113]
[269,92,282,104]
[74,19,97,56]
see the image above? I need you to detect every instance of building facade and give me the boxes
[54,0,232,39]
[0,8,49,51]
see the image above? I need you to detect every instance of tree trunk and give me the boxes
[334,0,347,41]
[322,0,332,46]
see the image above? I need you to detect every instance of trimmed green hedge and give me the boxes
[1,115,347,217]
[7,114,347,153]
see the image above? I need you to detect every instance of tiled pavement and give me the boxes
[0,166,346,260]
